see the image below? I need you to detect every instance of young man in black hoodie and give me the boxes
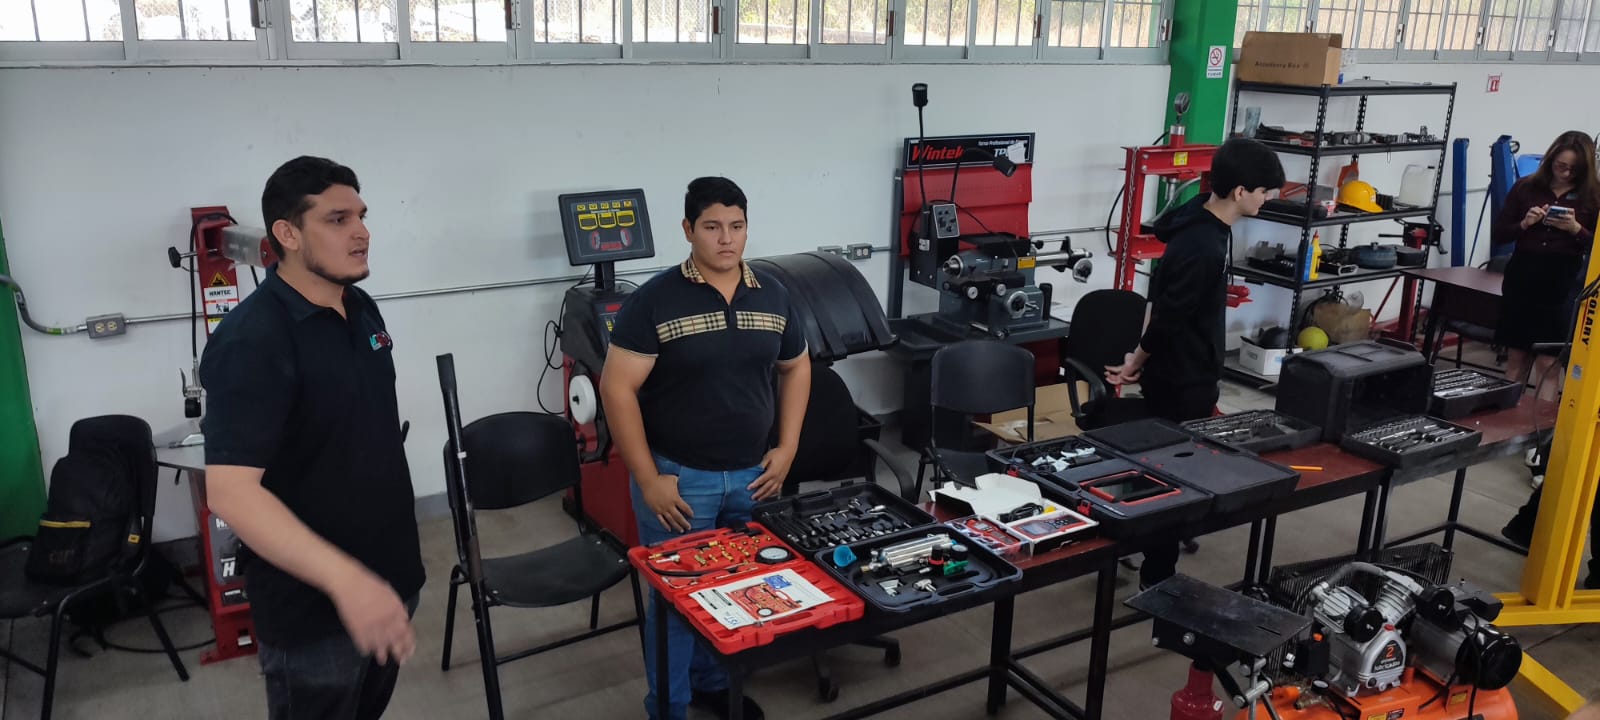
[1105,137,1284,587]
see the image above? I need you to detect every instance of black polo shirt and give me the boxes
[199,265,424,647]
[609,259,806,471]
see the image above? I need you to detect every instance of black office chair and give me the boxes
[1059,289,1150,429]
[916,340,1037,497]
[776,361,912,701]
[0,415,188,720]
[1436,255,1511,369]
[436,355,644,720]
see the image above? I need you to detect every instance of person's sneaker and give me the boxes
[1526,447,1542,468]
[1531,473,1545,489]
[691,690,765,720]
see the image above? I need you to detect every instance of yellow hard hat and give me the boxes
[1338,180,1384,213]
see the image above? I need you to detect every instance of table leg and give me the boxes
[1257,516,1278,587]
[1370,474,1394,556]
[1357,487,1379,556]
[1085,559,1117,720]
[655,590,671,720]
[728,667,745,720]
[988,596,1015,714]
[1242,520,1263,589]
[1443,467,1467,551]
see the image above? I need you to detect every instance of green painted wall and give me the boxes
[0,217,46,540]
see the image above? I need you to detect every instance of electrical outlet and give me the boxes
[85,314,127,339]
[848,244,873,261]
[818,245,844,256]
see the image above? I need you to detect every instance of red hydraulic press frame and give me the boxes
[1113,142,1252,309]
[188,206,273,664]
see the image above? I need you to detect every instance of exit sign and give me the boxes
[1487,74,1501,93]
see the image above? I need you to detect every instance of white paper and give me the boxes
[689,568,834,630]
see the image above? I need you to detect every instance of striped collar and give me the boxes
[680,258,760,288]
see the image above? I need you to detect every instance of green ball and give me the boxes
[1298,326,1330,350]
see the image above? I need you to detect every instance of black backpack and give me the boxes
[25,419,146,587]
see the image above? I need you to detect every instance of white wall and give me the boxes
[0,62,1168,538]
[1222,61,1600,341]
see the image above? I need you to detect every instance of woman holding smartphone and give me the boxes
[1492,130,1600,401]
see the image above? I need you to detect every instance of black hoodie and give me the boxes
[1140,194,1231,388]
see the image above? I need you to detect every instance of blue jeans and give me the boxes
[258,595,420,720]
[631,453,763,720]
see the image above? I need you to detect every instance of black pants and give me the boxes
[1137,379,1221,587]
[1507,440,1600,580]
[259,595,419,720]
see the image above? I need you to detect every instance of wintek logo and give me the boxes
[913,146,967,162]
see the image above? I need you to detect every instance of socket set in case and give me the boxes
[753,482,935,554]
[1182,410,1322,454]
[1428,368,1524,420]
[1339,415,1482,469]
[818,526,1022,613]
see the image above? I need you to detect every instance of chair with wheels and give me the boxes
[0,415,189,720]
[915,340,1037,497]
[1059,289,1151,430]
[436,354,645,720]
[777,360,912,701]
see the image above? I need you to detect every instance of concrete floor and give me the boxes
[4,348,1597,719]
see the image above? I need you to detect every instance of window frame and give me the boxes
[0,0,1175,64]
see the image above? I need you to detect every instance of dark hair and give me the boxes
[1526,130,1600,211]
[261,156,361,257]
[1210,138,1285,200]
[684,176,748,224]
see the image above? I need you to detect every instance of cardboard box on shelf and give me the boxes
[973,382,1089,444]
[1239,336,1301,376]
[1237,32,1343,87]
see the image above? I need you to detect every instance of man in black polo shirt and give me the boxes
[200,156,424,720]
[600,176,811,720]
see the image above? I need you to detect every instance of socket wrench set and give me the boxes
[1092,419,1302,515]
[1181,409,1322,454]
[817,525,1022,613]
[1338,415,1482,469]
[988,435,1213,539]
[1428,368,1524,420]
[753,482,936,554]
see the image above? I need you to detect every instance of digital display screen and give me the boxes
[559,188,656,267]
[1087,473,1173,504]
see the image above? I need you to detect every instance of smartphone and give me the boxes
[1546,206,1574,224]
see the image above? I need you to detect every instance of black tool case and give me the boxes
[1428,368,1524,420]
[989,436,1213,539]
[753,482,935,554]
[817,525,1022,613]
[1182,410,1322,454]
[1275,340,1435,442]
[1091,419,1302,515]
[1338,415,1482,469]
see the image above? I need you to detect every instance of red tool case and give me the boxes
[627,522,865,654]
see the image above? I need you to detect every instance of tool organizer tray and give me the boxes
[1182,410,1322,455]
[988,436,1212,539]
[1107,420,1302,515]
[1338,415,1482,469]
[626,522,866,654]
[1428,368,1524,420]
[817,525,1021,614]
[752,482,935,554]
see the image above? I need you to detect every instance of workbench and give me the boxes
[1402,266,1503,367]
[638,395,1555,720]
